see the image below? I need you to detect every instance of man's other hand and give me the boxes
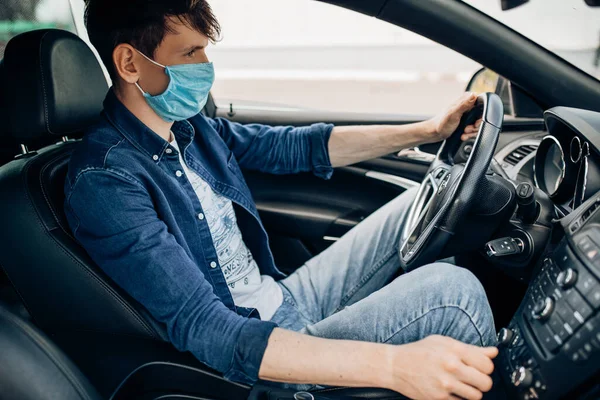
[387,335,498,400]
[428,92,483,143]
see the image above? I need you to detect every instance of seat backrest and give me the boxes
[0,29,165,340]
[0,59,20,166]
[0,303,102,400]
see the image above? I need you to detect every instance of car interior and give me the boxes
[0,0,599,399]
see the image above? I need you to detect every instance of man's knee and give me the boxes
[403,263,491,314]
[423,263,487,299]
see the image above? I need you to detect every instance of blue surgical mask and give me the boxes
[135,50,215,122]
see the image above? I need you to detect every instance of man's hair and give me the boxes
[84,0,221,81]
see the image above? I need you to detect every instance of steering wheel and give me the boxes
[399,92,504,271]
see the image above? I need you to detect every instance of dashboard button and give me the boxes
[548,313,570,342]
[540,273,555,294]
[511,367,533,389]
[557,268,578,289]
[555,301,582,331]
[535,323,562,352]
[589,287,600,309]
[578,236,600,262]
[497,328,515,347]
[532,297,554,321]
[531,285,544,304]
[565,289,593,320]
[577,236,594,252]
[575,267,597,296]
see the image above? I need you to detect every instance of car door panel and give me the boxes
[214,103,544,272]
[244,166,407,273]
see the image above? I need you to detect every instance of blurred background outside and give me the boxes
[1,0,599,116]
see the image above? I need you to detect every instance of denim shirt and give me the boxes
[63,90,334,384]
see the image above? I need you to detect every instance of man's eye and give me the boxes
[185,50,195,57]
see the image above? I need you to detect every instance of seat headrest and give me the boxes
[2,29,108,144]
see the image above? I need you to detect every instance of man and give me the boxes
[65,1,498,399]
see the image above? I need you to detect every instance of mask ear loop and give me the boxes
[134,49,167,94]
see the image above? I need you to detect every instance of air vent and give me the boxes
[504,145,538,166]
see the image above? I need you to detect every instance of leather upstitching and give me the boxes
[38,31,53,135]
[38,147,77,241]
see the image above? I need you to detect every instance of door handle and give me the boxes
[395,147,436,163]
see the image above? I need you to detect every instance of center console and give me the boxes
[497,196,600,399]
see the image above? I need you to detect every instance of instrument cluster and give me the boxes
[533,110,600,211]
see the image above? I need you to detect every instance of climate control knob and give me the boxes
[497,328,515,346]
[532,297,554,321]
[511,367,533,388]
[556,268,578,289]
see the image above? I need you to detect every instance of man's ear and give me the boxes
[113,44,141,84]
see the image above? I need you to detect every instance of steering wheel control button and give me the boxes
[498,328,515,347]
[511,367,534,389]
[485,237,524,257]
[532,297,554,321]
[557,269,578,289]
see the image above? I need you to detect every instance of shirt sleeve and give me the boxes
[64,168,276,384]
[207,117,334,179]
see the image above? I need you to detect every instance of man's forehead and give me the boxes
[162,16,210,48]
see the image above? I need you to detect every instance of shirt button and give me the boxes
[175,170,183,177]
[165,148,173,154]
[210,261,217,269]
[152,155,159,161]
[198,213,205,220]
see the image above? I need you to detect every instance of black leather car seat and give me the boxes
[0,29,403,400]
[0,304,102,400]
[0,29,166,340]
[0,59,20,166]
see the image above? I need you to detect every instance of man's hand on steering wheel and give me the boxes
[427,92,483,143]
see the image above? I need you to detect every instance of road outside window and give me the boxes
[207,0,482,116]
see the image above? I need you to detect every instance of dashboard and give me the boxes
[492,107,600,400]
[495,107,600,215]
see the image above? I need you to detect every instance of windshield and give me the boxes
[463,0,600,81]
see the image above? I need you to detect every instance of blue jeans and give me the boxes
[268,186,498,390]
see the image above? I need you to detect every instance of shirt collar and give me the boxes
[102,89,195,162]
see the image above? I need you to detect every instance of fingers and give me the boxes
[460,345,496,375]
[456,365,494,393]
[450,380,484,400]
[481,346,499,359]
[461,118,483,141]
[455,92,478,113]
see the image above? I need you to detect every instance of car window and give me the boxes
[462,0,600,81]
[0,0,76,59]
[207,0,482,116]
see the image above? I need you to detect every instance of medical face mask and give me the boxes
[135,50,215,122]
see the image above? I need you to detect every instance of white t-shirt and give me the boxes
[170,138,283,320]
